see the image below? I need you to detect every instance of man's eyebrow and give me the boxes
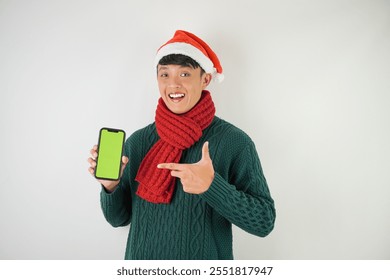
[158,65,193,71]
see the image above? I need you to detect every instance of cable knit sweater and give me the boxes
[100,116,275,259]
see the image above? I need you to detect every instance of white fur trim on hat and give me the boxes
[155,42,223,82]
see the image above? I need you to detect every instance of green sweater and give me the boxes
[100,116,275,259]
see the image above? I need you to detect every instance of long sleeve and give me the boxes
[99,124,159,229]
[100,138,132,228]
[97,117,274,259]
[200,134,276,237]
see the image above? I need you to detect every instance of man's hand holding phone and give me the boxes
[88,128,128,193]
[88,144,129,192]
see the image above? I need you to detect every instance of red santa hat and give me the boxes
[155,30,224,82]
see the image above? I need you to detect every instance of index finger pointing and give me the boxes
[157,163,182,170]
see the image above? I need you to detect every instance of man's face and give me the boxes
[157,64,211,114]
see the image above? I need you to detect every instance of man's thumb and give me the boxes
[201,141,211,161]
[121,156,129,173]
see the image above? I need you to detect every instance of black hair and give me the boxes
[158,54,205,75]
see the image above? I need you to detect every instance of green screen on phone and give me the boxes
[95,128,125,180]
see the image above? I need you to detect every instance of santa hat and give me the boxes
[155,30,224,82]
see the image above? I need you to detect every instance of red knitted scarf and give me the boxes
[135,91,215,204]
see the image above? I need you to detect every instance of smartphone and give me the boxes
[94,127,126,181]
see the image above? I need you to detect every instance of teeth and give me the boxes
[169,93,185,99]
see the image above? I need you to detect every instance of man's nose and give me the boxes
[168,76,182,88]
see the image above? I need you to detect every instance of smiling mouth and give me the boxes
[169,93,185,101]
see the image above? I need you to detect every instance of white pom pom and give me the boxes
[213,73,224,83]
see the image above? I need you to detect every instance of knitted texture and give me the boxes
[135,91,215,203]
[100,116,276,260]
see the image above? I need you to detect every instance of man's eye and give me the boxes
[160,73,168,78]
[180,73,190,77]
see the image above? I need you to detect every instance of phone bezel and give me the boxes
[94,127,126,181]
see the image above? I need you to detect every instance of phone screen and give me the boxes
[95,128,126,180]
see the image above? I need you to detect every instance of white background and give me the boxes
[0,0,389,259]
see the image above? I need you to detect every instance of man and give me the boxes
[88,30,275,259]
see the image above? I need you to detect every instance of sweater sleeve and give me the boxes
[100,137,132,228]
[200,140,276,237]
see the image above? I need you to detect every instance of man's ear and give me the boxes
[202,73,212,89]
